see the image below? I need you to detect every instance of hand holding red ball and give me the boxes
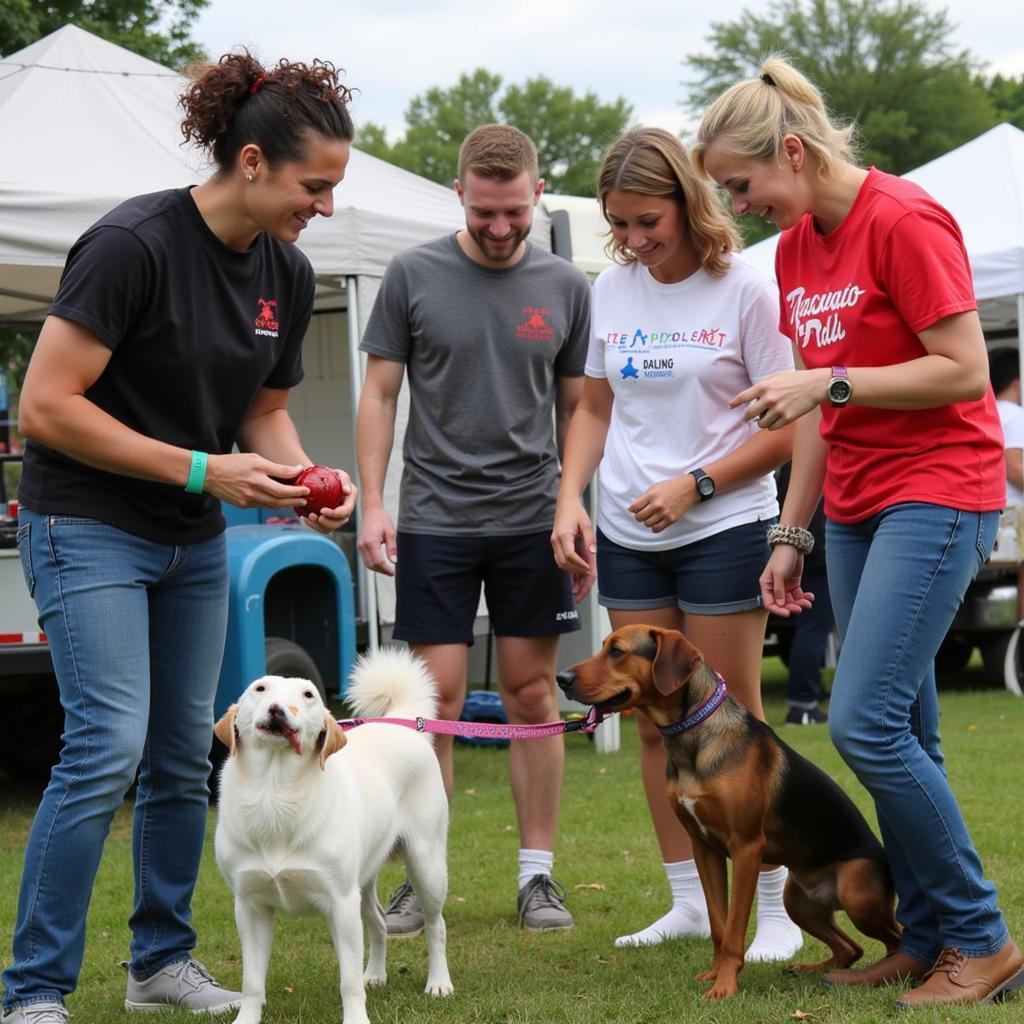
[290,465,345,516]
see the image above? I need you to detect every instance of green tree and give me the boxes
[0,332,33,391]
[359,69,503,186]
[500,78,633,195]
[0,0,37,54]
[0,0,208,69]
[359,69,632,196]
[982,73,1024,130]
[687,0,996,244]
[353,122,392,162]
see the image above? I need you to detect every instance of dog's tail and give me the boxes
[346,647,439,721]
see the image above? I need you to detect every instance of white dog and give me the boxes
[213,648,453,1024]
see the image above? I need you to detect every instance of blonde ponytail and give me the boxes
[692,54,858,178]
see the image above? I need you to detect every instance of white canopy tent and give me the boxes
[740,122,1024,341]
[0,28,622,706]
[0,24,505,323]
[0,25,486,644]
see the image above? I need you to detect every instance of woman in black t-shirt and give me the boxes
[3,54,356,1022]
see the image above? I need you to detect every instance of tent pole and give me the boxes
[345,275,379,651]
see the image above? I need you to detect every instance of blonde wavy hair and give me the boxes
[598,126,740,277]
[692,54,858,179]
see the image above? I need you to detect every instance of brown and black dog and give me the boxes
[557,624,900,999]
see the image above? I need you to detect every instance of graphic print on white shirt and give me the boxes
[587,257,794,550]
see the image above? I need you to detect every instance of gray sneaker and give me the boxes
[518,875,574,931]
[385,880,425,938]
[123,958,241,1014]
[1,1004,70,1024]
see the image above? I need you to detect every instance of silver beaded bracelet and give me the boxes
[767,523,815,555]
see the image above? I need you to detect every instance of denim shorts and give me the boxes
[595,519,775,615]
[394,530,580,645]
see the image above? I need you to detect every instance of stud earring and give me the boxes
[246,174,254,183]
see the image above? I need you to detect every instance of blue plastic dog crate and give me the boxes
[214,505,357,718]
[457,689,509,748]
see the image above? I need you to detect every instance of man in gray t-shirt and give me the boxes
[357,125,590,935]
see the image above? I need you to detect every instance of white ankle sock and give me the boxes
[517,848,553,891]
[615,860,711,948]
[745,865,804,962]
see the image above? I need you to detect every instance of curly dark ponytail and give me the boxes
[179,51,355,172]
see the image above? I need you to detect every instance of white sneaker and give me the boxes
[384,880,425,938]
[1,1003,70,1024]
[123,958,241,1014]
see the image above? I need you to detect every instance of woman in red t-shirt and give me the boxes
[692,56,1022,1010]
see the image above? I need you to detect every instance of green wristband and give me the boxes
[185,450,208,494]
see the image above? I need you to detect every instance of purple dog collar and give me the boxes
[657,674,728,737]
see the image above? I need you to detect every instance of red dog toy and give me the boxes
[291,465,344,516]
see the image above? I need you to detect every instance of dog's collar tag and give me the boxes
[658,674,728,737]
[416,717,425,732]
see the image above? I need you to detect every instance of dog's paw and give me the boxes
[364,970,387,988]
[426,977,454,998]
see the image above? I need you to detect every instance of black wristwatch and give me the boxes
[690,468,716,502]
[826,365,853,407]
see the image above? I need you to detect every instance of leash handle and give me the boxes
[337,704,604,740]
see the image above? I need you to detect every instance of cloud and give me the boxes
[194,0,1024,140]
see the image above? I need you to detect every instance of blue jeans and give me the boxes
[3,511,228,1011]
[826,503,1007,963]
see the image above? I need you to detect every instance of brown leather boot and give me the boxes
[895,940,1024,1009]
[823,950,931,989]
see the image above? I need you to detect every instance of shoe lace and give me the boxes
[387,881,418,915]
[925,947,966,980]
[522,875,568,910]
[169,958,218,991]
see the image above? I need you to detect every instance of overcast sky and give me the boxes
[193,0,1024,142]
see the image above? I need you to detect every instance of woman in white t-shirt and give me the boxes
[990,348,1024,507]
[552,127,797,955]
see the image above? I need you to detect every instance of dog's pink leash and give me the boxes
[336,703,604,740]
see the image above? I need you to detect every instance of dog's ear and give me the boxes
[651,629,705,696]
[317,710,347,769]
[214,704,240,756]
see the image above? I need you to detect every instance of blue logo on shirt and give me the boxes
[620,357,639,380]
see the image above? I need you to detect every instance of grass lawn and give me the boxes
[1,658,1021,1023]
